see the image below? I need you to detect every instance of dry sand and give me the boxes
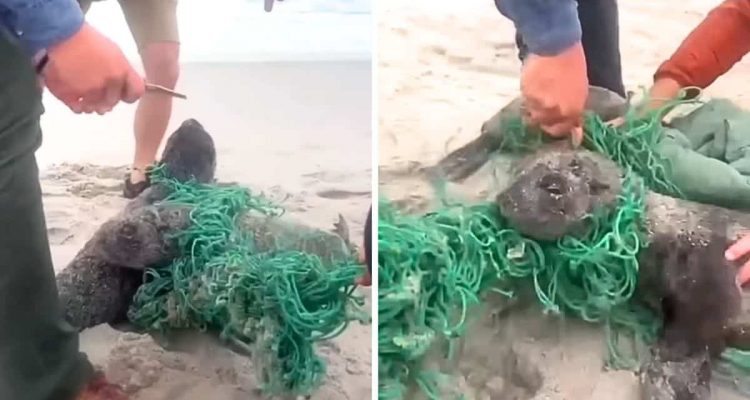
[377,1,750,399]
[41,61,371,399]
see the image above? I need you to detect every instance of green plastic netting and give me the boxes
[127,165,369,396]
[378,96,750,399]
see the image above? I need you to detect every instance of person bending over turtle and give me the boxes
[628,0,750,286]
[0,0,144,398]
[77,0,181,199]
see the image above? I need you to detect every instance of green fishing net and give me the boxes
[378,98,750,399]
[127,165,369,396]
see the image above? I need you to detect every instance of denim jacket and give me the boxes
[496,0,582,56]
[0,0,84,56]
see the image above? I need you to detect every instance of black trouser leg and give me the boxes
[0,35,93,400]
[505,0,626,97]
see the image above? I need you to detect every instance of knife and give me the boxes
[145,83,187,99]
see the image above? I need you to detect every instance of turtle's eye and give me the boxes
[119,222,137,238]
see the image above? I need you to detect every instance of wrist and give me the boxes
[497,0,581,57]
[48,23,88,54]
[649,78,682,101]
[533,41,584,61]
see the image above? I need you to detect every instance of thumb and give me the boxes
[122,70,146,104]
[606,116,625,128]
[570,125,583,148]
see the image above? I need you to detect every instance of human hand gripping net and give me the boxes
[126,165,370,396]
[378,96,750,399]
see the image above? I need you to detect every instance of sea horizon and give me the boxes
[85,0,372,64]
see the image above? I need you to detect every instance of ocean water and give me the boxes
[85,0,372,62]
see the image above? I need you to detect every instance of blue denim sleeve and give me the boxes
[0,0,84,56]
[496,0,582,56]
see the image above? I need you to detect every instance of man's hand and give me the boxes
[644,77,683,111]
[607,78,692,127]
[727,234,750,286]
[43,23,145,115]
[521,42,588,146]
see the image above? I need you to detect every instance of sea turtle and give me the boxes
[56,118,357,331]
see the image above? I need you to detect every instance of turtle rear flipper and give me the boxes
[333,213,363,257]
[640,344,712,400]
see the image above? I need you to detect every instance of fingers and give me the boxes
[737,260,750,287]
[52,73,144,115]
[122,70,146,104]
[79,87,106,114]
[606,116,625,128]
[49,83,83,113]
[523,102,583,145]
[727,235,750,286]
[570,126,583,147]
[96,77,123,115]
[726,235,750,261]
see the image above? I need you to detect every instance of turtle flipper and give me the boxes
[640,344,711,400]
[333,214,350,244]
[433,134,497,182]
[333,213,359,255]
[434,98,523,182]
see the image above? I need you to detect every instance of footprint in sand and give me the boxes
[42,163,127,199]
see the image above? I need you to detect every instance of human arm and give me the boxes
[0,0,84,56]
[0,0,144,114]
[649,0,750,105]
[495,0,588,145]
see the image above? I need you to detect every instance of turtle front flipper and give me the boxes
[432,133,501,182]
[434,98,523,182]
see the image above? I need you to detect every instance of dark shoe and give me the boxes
[123,173,150,199]
[75,372,128,400]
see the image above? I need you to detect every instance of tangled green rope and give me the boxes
[378,100,704,399]
[127,166,368,396]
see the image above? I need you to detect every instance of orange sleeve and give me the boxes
[654,0,750,88]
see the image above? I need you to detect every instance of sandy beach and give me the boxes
[377,0,749,399]
[42,61,372,399]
